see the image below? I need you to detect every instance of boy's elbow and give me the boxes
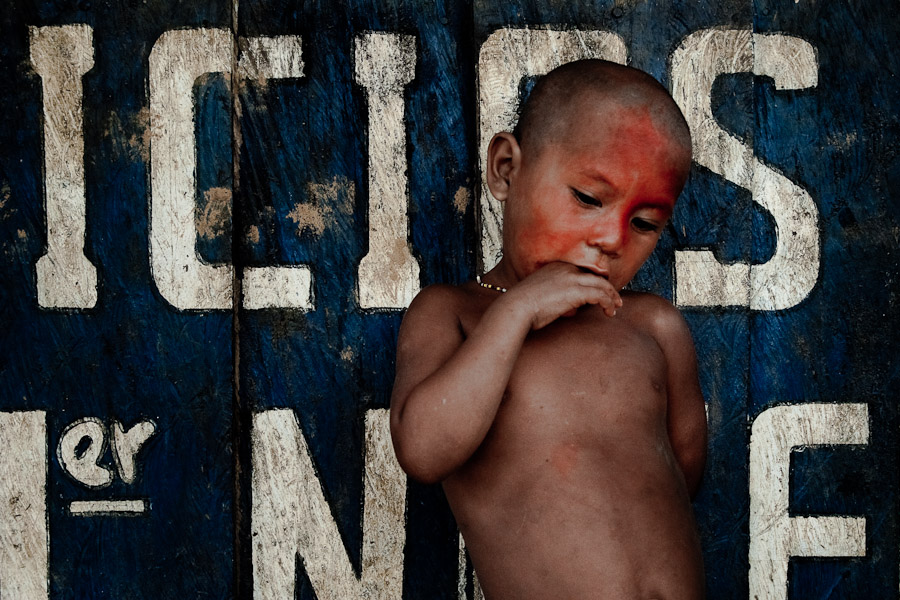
[390,415,450,485]
[392,439,448,485]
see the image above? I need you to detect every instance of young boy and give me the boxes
[390,60,707,599]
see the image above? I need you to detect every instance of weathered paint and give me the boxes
[56,417,114,488]
[110,419,157,484]
[68,499,147,516]
[355,32,420,309]
[150,27,234,310]
[0,412,47,600]
[1,0,899,598]
[4,2,237,595]
[30,25,97,309]
[671,29,820,310]
[251,408,405,599]
[238,34,313,310]
[151,29,314,311]
[749,403,868,599]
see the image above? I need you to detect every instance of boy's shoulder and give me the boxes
[405,281,487,318]
[619,290,695,352]
[620,290,681,316]
[398,282,486,340]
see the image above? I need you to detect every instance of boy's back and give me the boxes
[391,60,706,599]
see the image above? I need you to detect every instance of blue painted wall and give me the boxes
[1,0,898,598]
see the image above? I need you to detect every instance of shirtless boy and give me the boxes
[390,60,707,600]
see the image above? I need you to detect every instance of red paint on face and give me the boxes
[496,102,689,291]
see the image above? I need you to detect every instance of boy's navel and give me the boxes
[549,442,580,478]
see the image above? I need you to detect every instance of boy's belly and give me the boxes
[444,440,703,600]
[442,318,704,599]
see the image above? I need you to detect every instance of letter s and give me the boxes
[671,30,819,310]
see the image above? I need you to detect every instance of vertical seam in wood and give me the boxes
[230,1,245,597]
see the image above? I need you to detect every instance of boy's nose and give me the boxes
[587,220,625,256]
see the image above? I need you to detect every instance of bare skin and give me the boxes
[391,85,707,599]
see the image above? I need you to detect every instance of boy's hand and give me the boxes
[503,262,623,329]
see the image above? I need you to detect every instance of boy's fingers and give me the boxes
[573,273,622,304]
[580,288,619,311]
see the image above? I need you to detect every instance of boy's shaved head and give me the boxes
[513,59,691,159]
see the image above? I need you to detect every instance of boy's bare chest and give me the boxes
[504,316,667,439]
[461,306,669,452]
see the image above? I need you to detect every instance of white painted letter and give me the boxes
[149,28,233,310]
[355,33,419,309]
[57,417,113,488]
[0,411,48,600]
[251,409,406,599]
[150,30,312,310]
[749,403,868,600]
[237,35,313,310]
[110,419,156,484]
[671,30,820,310]
[30,25,97,309]
[477,28,628,270]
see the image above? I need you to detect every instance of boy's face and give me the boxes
[500,101,690,292]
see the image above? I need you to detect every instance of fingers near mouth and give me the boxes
[575,265,608,279]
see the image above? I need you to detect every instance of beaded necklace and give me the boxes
[476,275,507,293]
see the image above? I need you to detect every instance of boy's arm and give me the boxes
[391,263,622,484]
[648,299,707,497]
[390,285,531,483]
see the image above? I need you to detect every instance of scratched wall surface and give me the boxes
[0,0,898,598]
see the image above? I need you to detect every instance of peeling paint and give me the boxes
[308,176,356,216]
[286,201,327,236]
[197,186,232,241]
[287,177,357,237]
[453,185,470,214]
[194,187,231,240]
[130,107,152,162]
[105,107,152,162]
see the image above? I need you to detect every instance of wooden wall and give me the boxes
[1,0,898,597]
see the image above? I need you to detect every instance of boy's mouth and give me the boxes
[576,265,609,279]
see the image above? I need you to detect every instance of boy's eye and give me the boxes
[573,190,601,207]
[632,218,661,232]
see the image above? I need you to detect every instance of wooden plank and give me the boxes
[0,2,235,598]
[234,1,474,598]
[0,1,898,598]
[472,2,758,598]
[749,1,900,598]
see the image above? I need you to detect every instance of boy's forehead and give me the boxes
[516,63,692,165]
[542,97,690,164]
[567,94,681,145]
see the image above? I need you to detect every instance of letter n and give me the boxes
[251,409,406,599]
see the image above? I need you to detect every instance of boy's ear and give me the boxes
[486,132,522,202]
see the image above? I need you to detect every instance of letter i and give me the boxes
[30,25,98,309]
